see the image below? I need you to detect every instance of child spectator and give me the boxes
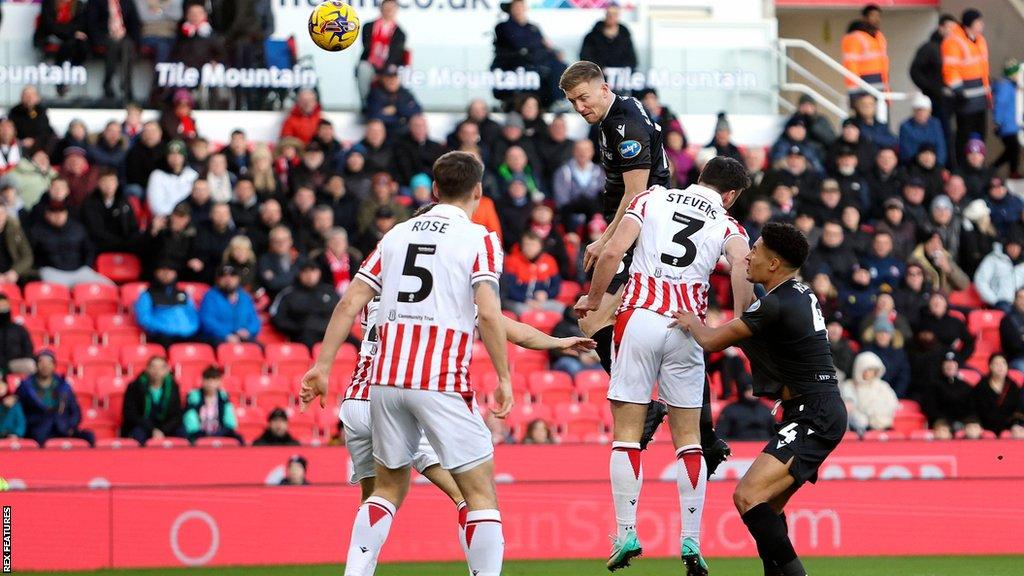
[841,351,898,433]
[280,454,309,485]
[501,231,563,316]
[183,366,242,444]
[16,350,94,446]
[253,407,300,446]
[121,356,184,444]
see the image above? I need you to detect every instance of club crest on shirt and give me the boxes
[388,309,397,322]
[654,268,662,278]
[619,140,642,158]
[746,300,761,313]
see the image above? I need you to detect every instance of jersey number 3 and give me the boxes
[399,244,436,303]
[660,213,705,268]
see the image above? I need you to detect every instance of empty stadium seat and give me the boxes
[518,309,561,334]
[244,374,292,408]
[145,437,191,448]
[74,283,120,318]
[265,343,311,381]
[891,412,928,434]
[217,342,265,379]
[235,405,268,443]
[958,368,982,386]
[478,373,527,404]
[556,280,582,306]
[509,346,548,377]
[81,408,118,440]
[15,315,47,348]
[194,436,243,448]
[574,370,609,403]
[119,282,149,310]
[506,403,553,436]
[1009,370,1024,387]
[283,406,318,440]
[948,286,983,309]
[48,314,95,348]
[73,345,119,381]
[0,438,40,450]
[862,430,906,441]
[256,323,289,345]
[168,343,217,383]
[968,309,1004,338]
[95,438,140,449]
[24,281,72,316]
[120,343,166,377]
[96,252,142,283]
[96,376,129,414]
[70,377,97,408]
[554,403,604,436]
[178,282,210,305]
[528,370,575,405]
[44,438,93,450]
[95,314,143,347]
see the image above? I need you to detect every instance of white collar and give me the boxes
[685,183,725,208]
[427,203,470,221]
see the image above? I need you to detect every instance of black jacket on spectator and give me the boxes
[120,373,183,438]
[125,140,166,189]
[827,137,876,176]
[716,396,776,441]
[579,21,637,70]
[831,337,856,379]
[89,139,128,172]
[961,164,994,200]
[920,372,975,425]
[914,312,975,363]
[194,222,236,282]
[0,318,34,369]
[959,224,996,277]
[358,19,407,71]
[288,164,326,196]
[973,379,1023,435]
[910,31,945,101]
[490,136,546,180]
[252,428,300,446]
[317,192,360,237]
[906,162,944,200]
[804,243,859,288]
[395,136,445,185]
[358,140,396,178]
[269,279,339,348]
[147,226,197,276]
[258,252,305,298]
[537,135,574,192]
[31,218,94,271]
[171,23,226,69]
[1000,310,1024,364]
[866,166,905,214]
[80,190,140,254]
[495,196,532,251]
[6,103,55,151]
[85,0,141,46]
[229,199,260,235]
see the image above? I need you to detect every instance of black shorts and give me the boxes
[590,241,635,295]
[762,392,847,487]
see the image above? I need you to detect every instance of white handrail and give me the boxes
[780,83,848,120]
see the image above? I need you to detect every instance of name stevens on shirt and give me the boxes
[665,192,719,219]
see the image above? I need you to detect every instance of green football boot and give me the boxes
[681,537,709,576]
[606,531,643,571]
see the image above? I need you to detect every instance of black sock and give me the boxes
[593,325,614,374]
[741,503,804,575]
[699,377,718,449]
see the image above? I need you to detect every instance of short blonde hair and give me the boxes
[559,61,604,92]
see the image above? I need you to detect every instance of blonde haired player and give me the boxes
[576,156,753,573]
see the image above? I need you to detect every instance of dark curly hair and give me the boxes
[760,222,810,269]
[698,156,752,194]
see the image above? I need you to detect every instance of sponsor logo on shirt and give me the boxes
[746,300,761,313]
[619,140,642,158]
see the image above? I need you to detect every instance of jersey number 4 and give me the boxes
[399,244,436,303]
[660,213,705,268]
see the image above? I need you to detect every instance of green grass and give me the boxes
[40,556,1024,576]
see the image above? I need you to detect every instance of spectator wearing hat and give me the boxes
[121,355,185,445]
[579,4,636,73]
[921,352,980,439]
[974,234,1024,312]
[124,121,166,199]
[258,225,306,299]
[288,141,328,197]
[270,260,339,348]
[280,89,322,145]
[395,115,445,186]
[705,112,744,164]
[355,205,400,258]
[851,94,897,150]
[135,261,199,347]
[770,115,825,174]
[16,350,94,446]
[841,351,898,433]
[366,65,422,135]
[911,14,958,150]
[974,354,1024,438]
[182,366,242,444]
[910,231,970,294]
[80,167,141,255]
[280,454,309,485]
[501,230,563,316]
[962,137,994,197]
[999,288,1024,373]
[357,173,409,235]
[31,198,112,288]
[959,198,998,276]
[763,145,821,201]
[0,295,35,377]
[874,197,915,259]
[828,118,877,175]
[984,177,1022,237]
[716,374,776,441]
[942,8,990,169]
[899,93,947,167]
[160,89,199,142]
[928,195,962,261]
[862,230,905,290]
[829,146,871,212]
[253,407,300,446]
[147,140,199,218]
[794,95,837,149]
[407,173,434,209]
[7,147,58,211]
[495,176,535,249]
[198,264,259,346]
[863,316,912,398]
[804,221,858,288]
[59,146,99,207]
[839,266,879,331]
[897,177,930,231]
[993,58,1023,178]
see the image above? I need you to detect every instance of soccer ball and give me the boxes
[308,1,360,52]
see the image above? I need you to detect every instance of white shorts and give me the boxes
[608,307,705,409]
[370,386,493,473]
[340,399,439,484]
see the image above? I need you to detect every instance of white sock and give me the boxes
[464,509,504,576]
[676,444,707,547]
[456,500,469,565]
[344,496,396,576]
[610,441,643,539]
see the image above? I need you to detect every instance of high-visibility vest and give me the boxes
[942,24,990,114]
[841,29,890,92]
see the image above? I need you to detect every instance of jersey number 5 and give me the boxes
[660,213,705,268]
[399,244,436,303]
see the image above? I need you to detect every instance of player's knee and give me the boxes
[732,485,760,514]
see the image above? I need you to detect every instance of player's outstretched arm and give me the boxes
[670,313,753,353]
[724,236,755,318]
[299,279,377,410]
[475,280,514,418]
[583,168,649,271]
[576,216,641,318]
[504,317,597,353]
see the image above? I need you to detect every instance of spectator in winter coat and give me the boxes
[147,141,199,217]
[6,87,55,152]
[0,379,26,439]
[899,93,947,166]
[0,120,22,177]
[0,203,35,284]
[252,407,300,446]
[527,203,570,278]
[927,195,961,262]
[860,231,904,290]
[495,177,534,250]
[356,0,406,104]
[121,356,184,444]
[501,231,562,316]
[828,147,871,213]
[59,147,100,207]
[804,221,858,288]
[975,236,1024,312]
[770,116,825,174]
[312,227,361,296]
[537,116,574,191]
[716,375,776,441]
[0,296,35,376]
[280,89,322,144]
[204,154,236,204]
[366,66,423,135]
[124,121,165,198]
[490,113,545,179]
[199,265,260,346]
[79,168,140,255]
[31,199,112,288]
[146,202,196,275]
[839,267,879,332]
[910,15,957,144]
[192,203,236,283]
[7,147,58,210]
[269,261,339,348]
[960,198,998,277]
[182,366,242,443]
[874,198,916,261]
[865,147,904,216]
[905,145,944,200]
[317,174,360,237]
[170,3,225,69]
[258,226,305,299]
[89,121,129,173]
[863,318,912,398]
[858,293,913,345]
[579,5,636,72]
[395,115,445,186]
[134,262,199,347]
[962,138,994,199]
[915,292,975,363]
[33,0,89,79]
[85,0,141,102]
[354,120,396,179]
[1000,289,1024,373]
[549,305,602,377]
[908,232,970,295]
[923,352,981,440]
[827,119,877,177]
[16,350,94,446]
[357,173,409,235]
[841,351,899,433]
[851,94,898,149]
[893,262,931,328]
[973,354,1024,438]
[992,59,1022,177]
[986,177,1023,237]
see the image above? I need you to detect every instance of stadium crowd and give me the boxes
[0,1,1022,449]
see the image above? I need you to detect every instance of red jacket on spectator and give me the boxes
[280,104,322,144]
[503,244,561,303]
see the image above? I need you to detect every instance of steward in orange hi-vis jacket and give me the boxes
[841,20,889,96]
[942,8,990,168]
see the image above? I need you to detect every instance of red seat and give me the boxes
[554,402,604,435]
[574,370,610,403]
[244,374,292,408]
[178,282,210,305]
[96,252,142,283]
[145,437,191,448]
[908,429,935,441]
[528,370,575,405]
[95,438,139,449]
[1009,370,1024,387]
[958,368,982,386]
[501,309,519,322]
[120,343,166,377]
[44,437,92,450]
[518,309,561,334]
[168,343,217,382]
[896,399,923,416]
[24,281,72,316]
[892,412,928,433]
[96,314,143,347]
[219,374,245,397]
[73,345,119,381]
[968,309,1004,337]
[862,430,906,441]
[509,346,548,377]
[96,376,129,414]
[0,283,24,314]
[506,403,553,436]
[256,323,289,345]
[556,280,582,306]
[80,408,118,439]
[283,406,318,440]
[217,343,265,379]
[194,436,243,448]
[73,283,120,318]
[71,377,98,408]
[15,315,47,348]
[120,282,150,311]
[948,286,984,309]
[0,438,40,450]
[47,314,95,348]
[265,343,312,381]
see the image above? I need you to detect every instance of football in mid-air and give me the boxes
[308,1,360,52]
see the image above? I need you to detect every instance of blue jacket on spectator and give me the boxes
[15,374,82,446]
[0,398,26,438]
[198,287,261,344]
[993,78,1021,137]
[861,255,905,290]
[988,194,1024,237]
[898,116,947,166]
[135,286,199,338]
[864,343,912,398]
[854,118,898,150]
[366,86,423,133]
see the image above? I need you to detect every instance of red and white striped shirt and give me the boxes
[619,184,747,319]
[355,203,503,393]
[343,298,380,402]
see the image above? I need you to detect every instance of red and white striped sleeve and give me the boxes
[471,231,503,286]
[722,216,749,251]
[355,245,383,293]
[623,190,652,226]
